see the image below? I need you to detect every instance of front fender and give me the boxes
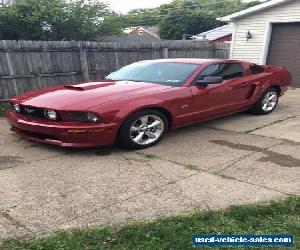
[115,97,173,127]
[89,96,174,135]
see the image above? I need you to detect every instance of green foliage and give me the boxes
[121,0,261,40]
[0,0,122,40]
[1,197,299,249]
[159,10,219,40]
[0,0,262,41]
[0,102,10,116]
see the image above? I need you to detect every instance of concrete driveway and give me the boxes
[0,90,299,240]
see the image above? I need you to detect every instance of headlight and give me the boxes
[12,103,21,113]
[87,112,100,123]
[68,111,101,123]
[44,109,57,121]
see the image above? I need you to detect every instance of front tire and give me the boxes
[248,87,279,115]
[118,109,168,149]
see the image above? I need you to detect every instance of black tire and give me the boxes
[248,87,279,115]
[118,109,169,149]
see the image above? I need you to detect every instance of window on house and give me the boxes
[197,63,244,80]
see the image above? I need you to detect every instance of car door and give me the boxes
[190,62,253,120]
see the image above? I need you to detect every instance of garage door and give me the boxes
[267,23,300,87]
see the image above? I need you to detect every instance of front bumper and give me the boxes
[5,110,117,148]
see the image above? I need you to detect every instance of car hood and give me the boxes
[11,80,172,110]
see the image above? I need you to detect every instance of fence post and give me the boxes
[5,51,20,95]
[79,48,89,81]
[162,47,169,58]
[210,43,216,58]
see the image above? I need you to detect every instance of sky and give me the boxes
[105,0,267,14]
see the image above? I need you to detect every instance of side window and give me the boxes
[250,64,265,75]
[197,63,244,80]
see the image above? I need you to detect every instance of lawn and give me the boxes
[0,102,10,116]
[1,197,299,250]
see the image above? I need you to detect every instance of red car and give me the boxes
[6,59,291,149]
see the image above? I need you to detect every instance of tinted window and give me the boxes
[198,63,244,80]
[250,64,265,75]
[106,62,199,87]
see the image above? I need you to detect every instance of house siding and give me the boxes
[231,0,300,63]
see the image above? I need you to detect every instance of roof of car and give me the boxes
[139,58,240,64]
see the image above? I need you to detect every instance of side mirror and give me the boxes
[194,76,223,86]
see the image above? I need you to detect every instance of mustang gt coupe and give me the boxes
[6,59,291,149]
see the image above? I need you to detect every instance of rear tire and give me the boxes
[248,87,279,115]
[118,109,168,149]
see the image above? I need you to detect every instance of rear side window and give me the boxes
[250,64,265,75]
[198,63,244,80]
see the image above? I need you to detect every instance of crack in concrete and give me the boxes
[33,170,205,235]
[163,159,291,196]
[0,156,23,170]
[24,147,291,237]
[244,116,297,133]
[204,125,299,145]
[0,209,35,236]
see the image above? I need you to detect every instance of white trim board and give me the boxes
[219,0,294,22]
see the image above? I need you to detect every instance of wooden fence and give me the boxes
[0,40,229,99]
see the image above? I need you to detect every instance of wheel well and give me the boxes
[270,85,281,95]
[150,107,173,129]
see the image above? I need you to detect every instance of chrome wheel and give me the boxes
[262,91,278,112]
[130,115,164,146]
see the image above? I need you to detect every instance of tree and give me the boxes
[120,0,261,40]
[158,10,219,40]
[158,0,261,39]
[0,0,122,40]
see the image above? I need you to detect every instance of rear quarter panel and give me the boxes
[243,64,292,103]
[265,66,292,87]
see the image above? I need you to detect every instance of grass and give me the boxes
[184,164,199,171]
[1,197,299,250]
[218,174,237,180]
[143,153,157,159]
[0,102,10,116]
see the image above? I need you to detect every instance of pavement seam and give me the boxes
[162,157,291,196]
[203,125,299,144]
[33,146,290,236]
[0,209,36,237]
[139,142,293,196]
[244,116,297,134]
[33,170,206,235]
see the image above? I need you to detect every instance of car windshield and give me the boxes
[105,62,199,86]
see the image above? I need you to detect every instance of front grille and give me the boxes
[19,105,61,121]
[20,106,45,119]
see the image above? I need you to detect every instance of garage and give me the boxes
[267,23,300,87]
[220,0,300,88]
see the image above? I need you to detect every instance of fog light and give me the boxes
[87,112,99,123]
[13,104,21,113]
[44,109,57,121]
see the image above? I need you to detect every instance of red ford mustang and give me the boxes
[6,59,291,149]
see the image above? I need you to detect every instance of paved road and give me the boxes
[0,90,299,239]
